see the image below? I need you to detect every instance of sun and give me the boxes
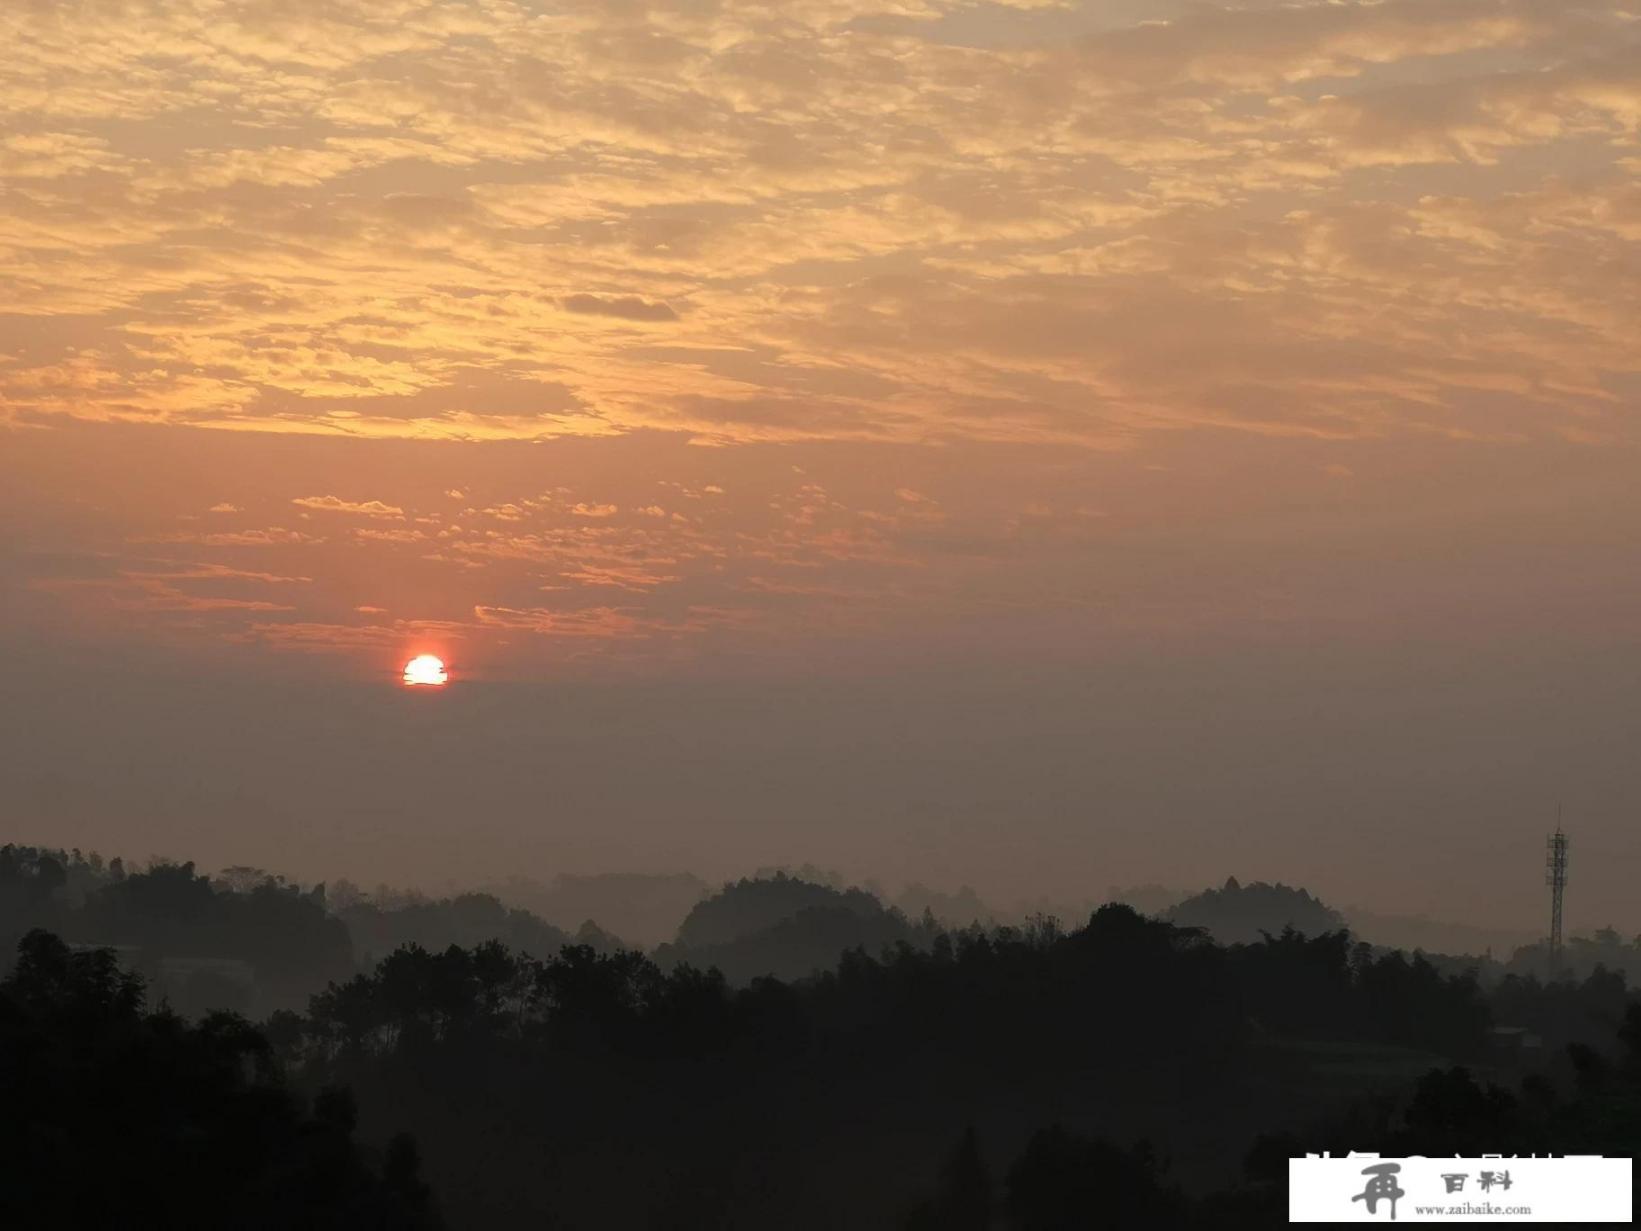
[402,654,448,687]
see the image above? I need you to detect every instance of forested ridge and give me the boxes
[3,842,1640,1228]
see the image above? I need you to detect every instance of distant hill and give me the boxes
[338,892,616,965]
[1341,907,1534,959]
[2,845,623,1017]
[895,882,992,929]
[657,873,933,983]
[481,872,708,949]
[1166,878,1346,945]
[1105,884,1189,917]
[673,872,885,949]
[2,847,352,1017]
[1505,927,1641,984]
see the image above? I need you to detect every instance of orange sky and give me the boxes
[4,0,1640,927]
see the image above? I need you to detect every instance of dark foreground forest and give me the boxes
[3,845,1640,1228]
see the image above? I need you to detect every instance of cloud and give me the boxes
[560,294,679,322]
[558,564,680,592]
[237,617,473,655]
[29,568,300,616]
[2,0,1634,453]
[8,0,1641,683]
[473,604,650,639]
[237,622,401,654]
[471,602,745,643]
[125,563,311,585]
[143,528,324,546]
[292,496,405,519]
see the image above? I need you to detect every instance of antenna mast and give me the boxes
[1546,824,1569,977]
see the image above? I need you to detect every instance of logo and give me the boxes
[1289,1154,1632,1223]
[1351,1162,1404,1219]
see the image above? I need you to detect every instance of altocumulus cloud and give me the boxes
[560,294,679,322]
[292,496,405,519]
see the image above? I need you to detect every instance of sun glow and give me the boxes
[403,654,448,687]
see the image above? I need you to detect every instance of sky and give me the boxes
[3,0,1640,932]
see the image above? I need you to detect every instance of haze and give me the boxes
[4,0,1640,935]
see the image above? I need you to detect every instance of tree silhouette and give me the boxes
[0,930,439,1230]
[905,1126,993,1230]
[1005,1126,1180,1230]
[8,847,1641,1230]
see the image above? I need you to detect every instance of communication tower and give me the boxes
[1546,826,1569,976]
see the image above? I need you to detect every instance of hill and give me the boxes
[1167,877,1346,945]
